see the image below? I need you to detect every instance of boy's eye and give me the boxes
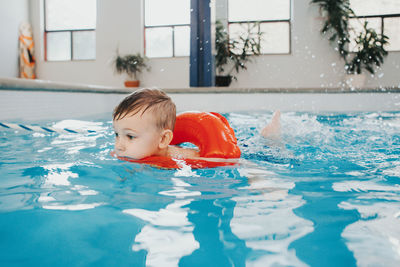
[115,132,119,137]
[127,134,135,140]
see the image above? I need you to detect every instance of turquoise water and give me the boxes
[0,112,399,266]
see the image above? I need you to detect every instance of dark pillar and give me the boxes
[190,0,214,87]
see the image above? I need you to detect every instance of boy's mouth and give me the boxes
[111,151,137,160]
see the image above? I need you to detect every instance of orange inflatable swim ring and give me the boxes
[114,112,241,169]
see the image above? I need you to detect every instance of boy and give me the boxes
[113,88,280,161]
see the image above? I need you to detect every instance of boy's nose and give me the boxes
[115,140,125,152]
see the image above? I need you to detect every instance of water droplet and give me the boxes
[331,62,336,67]
[378,73,384,78]
[320,73,325,78]
[160,68,164,72]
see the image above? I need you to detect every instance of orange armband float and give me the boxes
[113,112,241,169]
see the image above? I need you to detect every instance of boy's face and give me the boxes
[113,110,162,159]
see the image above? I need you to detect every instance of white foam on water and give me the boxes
[52,119,106,132]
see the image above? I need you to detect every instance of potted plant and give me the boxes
[345,22,388,74]
[345,22,388,88]
[113,52,150,87]
[215,20,263,86]
[311,0,388,87]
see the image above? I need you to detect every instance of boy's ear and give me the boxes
[159,129,173,149]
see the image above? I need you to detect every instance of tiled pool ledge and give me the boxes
[1,77,400,121]
[1,77,400,94]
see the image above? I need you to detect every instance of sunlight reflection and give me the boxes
[123,178,200,267]
[38,163,102,210]
[334,180,400,266]
[231,168,313,266]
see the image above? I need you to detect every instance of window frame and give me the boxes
[143,1,190,58]
[43,0,96,62]
[227,0,292,55]
[349,13,400,53]
[144,24,191,58]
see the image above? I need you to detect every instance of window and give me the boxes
[228,0,291,54]
[349,0,400,51]
[144,0,190,58]
[44,0,96,61]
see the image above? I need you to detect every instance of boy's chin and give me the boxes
[112,151,139,160]
[119,155,138,160]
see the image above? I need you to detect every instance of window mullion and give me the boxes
[172,26,175,57]
[70,31,73,60]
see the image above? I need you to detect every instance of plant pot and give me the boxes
[124,80,140,87]
[215,75,232,87]
[344,74,366,90]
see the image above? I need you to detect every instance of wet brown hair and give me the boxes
[113,88,176,130]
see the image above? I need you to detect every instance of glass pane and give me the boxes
[145,0,190,26]
[174,26,190,56]
[228,0,290,22]
[229,23,260,55]
[145,27,173,58]
[384,17,400,51]
[72,31,96,60]
[260,22,290,54]
[46,31,71,61]
[350,0,400,16]
[45,0,96,30]
[349,18,382,52]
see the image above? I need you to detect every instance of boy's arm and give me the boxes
[168,145,200,158]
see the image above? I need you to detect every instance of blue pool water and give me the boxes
[0,112,399,266]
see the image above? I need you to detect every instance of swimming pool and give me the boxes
[1,80,400,266]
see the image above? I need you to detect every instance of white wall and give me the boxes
[29,0,189,88]
[22,0,400,88]
[231,2,400,89]
[0,0,30,78]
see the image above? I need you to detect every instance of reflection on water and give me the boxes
[334,180,400,266]
[231,168,313,266]
[123,178,200,267]
[38,163,104,211]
